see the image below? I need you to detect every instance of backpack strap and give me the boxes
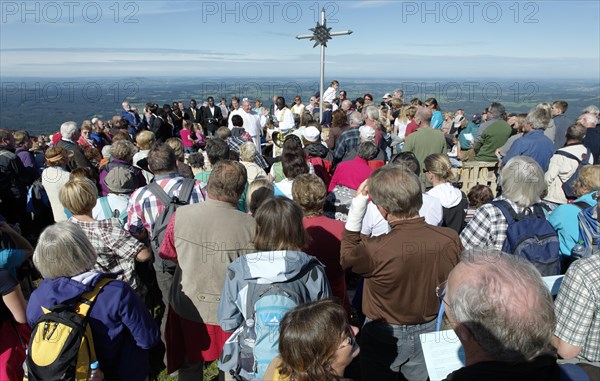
[75,278,113,318]
[555,150,581,163]
[492,199,519,224]
[178,178,196,204]
[573,201,592,210]
[559,363,590,381]
[99,197,112,219]
[582,148,591,165]
[147,181,172,207]
[532,203,549,218]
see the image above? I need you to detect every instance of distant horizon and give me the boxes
[2,76,599,81]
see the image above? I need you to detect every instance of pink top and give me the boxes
[328,156,373,192]
[179,129,194,147]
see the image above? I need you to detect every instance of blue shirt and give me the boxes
[502,129,555,171]
[431,111,443,129]
[548,192,598,256]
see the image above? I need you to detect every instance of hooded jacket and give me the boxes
[26,272,159,381]
[427,183,468,233]
[218,250,331,331]
[218,250,331,377]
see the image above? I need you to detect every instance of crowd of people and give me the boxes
[1,83,600,381]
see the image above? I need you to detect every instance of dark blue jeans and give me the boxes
[360,317,436,381]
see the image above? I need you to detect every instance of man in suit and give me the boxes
[201,96,223,137]
[152,108,174,143]
[185,99,202,125]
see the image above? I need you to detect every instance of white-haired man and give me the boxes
[228,99,268,152]
[443,249,564,380]
[121,101,141,128]
[502,106,555,172]
[56,121,95,171]
[579,112,600,163]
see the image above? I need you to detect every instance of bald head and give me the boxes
[342,99,352,111]
[415,106,433,126]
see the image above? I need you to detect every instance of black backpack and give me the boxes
[555,148,591,200]
[147,178,196,273]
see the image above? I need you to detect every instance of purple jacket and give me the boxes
[15,147,36,169]
[27,273,159,381]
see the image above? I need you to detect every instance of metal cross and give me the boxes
[297,8,352,122]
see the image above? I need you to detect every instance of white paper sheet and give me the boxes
[420,329,465,381]
[543,275,564,296]
[463,133,473,141]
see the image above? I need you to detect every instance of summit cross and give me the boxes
[296,8,353,122]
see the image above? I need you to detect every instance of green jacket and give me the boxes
[474,119,512,162]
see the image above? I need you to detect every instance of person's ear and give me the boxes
[453,322,476,346]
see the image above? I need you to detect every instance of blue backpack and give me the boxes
[492,200,561,276]
[235,283,302,381]
[560,363,590,381]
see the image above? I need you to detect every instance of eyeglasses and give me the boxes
[436,280,450,307]
[338,326,356,350]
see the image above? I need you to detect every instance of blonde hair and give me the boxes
[59,177,98,215]
[576,165,600,196]
[136,130,156,150]
[240,142,257,162]
[424,153,458,183]
[245,177,274,208]
[166,137,185,160]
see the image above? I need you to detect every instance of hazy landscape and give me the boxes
[1,77,598,135]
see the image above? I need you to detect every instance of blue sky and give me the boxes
[1,0,599,79]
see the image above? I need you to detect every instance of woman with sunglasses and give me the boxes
[424,98,443,130]
[263,299,359,381]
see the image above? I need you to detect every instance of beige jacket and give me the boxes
[545,144,594,204]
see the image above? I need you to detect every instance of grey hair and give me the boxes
[488,102,506,119]
[110,139,137,161]
[582,105,599,115]
[357,141,378,161]
[364,105,380,121]
[527,106,550,130]
[449,249,555,362]
[348,111,364,126]
[60,121,79,140]
[579,113,599,126]
[34,222,98,279]
[239,141,257,162]
[500,156,546,208]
